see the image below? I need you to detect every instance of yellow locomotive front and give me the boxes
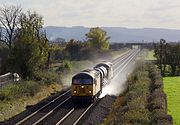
[72,81,93,96]
[71,70,101,102]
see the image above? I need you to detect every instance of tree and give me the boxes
[0,5,22,49]
[166,44,179,75]
[85,27,110,51]
[9,11,48,78]
[54,37,66,47]
[154,39,167,75]
[64,39,83,60]
[154,39,180,76]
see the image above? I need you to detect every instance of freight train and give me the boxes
[71,62,113,102]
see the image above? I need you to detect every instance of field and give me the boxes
[163,76,180,125]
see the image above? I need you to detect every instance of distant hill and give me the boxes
[43,26,180,42]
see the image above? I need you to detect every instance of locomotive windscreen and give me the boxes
[73,79,92,84]
[72,73,93,85]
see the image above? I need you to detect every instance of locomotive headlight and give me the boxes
[74,90,77,93]
[89,90,92,93]
[81,85,84,88]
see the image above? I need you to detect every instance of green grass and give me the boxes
[145,50,156,60]
[163,76,180,125]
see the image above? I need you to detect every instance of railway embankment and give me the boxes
[0,71,62,122]
[103,62,173,125]
[0,49,129,123]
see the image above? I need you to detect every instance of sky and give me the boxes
[0,0,180,29]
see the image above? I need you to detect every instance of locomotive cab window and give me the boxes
[73,79,82,84]
[73,79,92,84]
[82,79,92,84]
[72,73,94,85]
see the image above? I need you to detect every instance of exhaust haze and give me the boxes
[100,58,136,97]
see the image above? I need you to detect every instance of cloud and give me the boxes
[0,0,180,29]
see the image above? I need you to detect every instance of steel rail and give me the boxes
[72,103,94,125]
[15,89,71,125]
[112,50,131,64]
[113,49,138,73]
[55,108,75,125]
[111,49,133,64]
[113,49,140,78]
[112,50,135,67]
[32,97,71,125]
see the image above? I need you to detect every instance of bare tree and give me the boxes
[0,5,22,49]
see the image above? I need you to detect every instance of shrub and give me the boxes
[129,82,150,95]
[124,109,151,124]
[56,60,72,73]
[0,81,40,101]
[148,89,166,101]
[151,109,173,125]
[148,97,166,112]
[103,62,172,125]
[20,81,40,97]
[125,91,139,102]
[153,80,163,90]
[148,64,172,125]
[34,70,60,85]
[127,96,147,110]
[0,86,12,100]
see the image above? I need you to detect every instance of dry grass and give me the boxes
[0,83,62,122]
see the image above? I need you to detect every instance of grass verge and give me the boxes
[146,50,156,60]
[0,70,62,122]
[163,76,180,125]
[0,83,62,121]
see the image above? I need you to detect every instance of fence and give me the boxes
[0,72,20,87]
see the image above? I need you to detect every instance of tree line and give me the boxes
[154,39,180,76]
[0,5,110,79]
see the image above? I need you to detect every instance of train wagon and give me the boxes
[94,62,113,80]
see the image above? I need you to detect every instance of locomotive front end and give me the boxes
[72,72,94,101]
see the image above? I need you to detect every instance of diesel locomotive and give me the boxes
[71,62,113,102]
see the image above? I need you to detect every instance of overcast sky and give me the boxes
[0,0,180,29]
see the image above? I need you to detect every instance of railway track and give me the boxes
[56,102,96,125]
[11,49,140,125]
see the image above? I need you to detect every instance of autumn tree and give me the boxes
[0,5,22,49]
[86,27,110,51]
[9,11,48,78]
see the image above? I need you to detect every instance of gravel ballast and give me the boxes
[81,95,116,125]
